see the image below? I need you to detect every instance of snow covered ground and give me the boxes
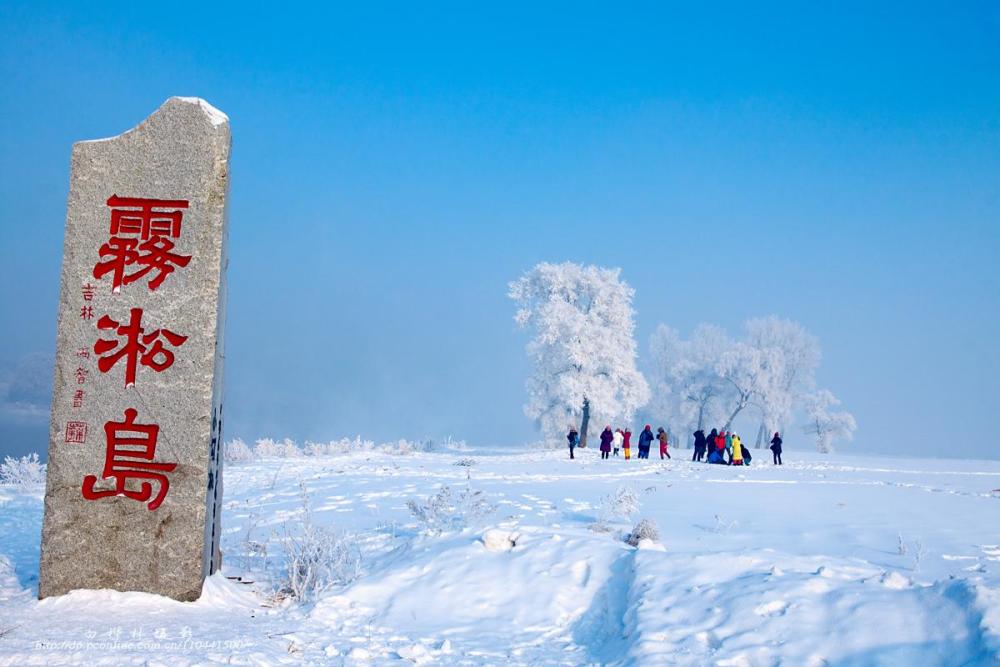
[1,445,999,665]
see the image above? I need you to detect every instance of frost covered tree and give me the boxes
[716,341,784,432]
[802,389,857,453]
[648,324,730,445]
[744,317,821,448]
[509,262,650,446]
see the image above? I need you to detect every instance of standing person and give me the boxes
[567,426,579,459]
[731,433,743,465]
[706,428,719,463]
[623,427,632,460]
[770,432,783,465]
[599,426,613,460]
[724,431,734,464]
[637,425,654,459]
[657,428,670,459]
[613,428,624,457]
[715,430,726,456]
[693,429,706,461]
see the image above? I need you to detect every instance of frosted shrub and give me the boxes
[284,524,362,601]
[248,435,441,458]
[625,518,660,547]
[255,437,302,458]
[0,453,45,487]
[224,438,256,463]
[406,485,496,534]
[281,482,362,601]
[598,485,641,523]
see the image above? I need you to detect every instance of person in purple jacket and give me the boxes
[599,426,614,460]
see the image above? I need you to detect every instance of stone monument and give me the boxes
[39,97,231,601]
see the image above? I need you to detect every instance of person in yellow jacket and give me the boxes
[731,434,744,465]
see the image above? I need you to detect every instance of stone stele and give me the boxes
[39,97,231,601]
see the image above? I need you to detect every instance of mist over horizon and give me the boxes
[1,3,998,461]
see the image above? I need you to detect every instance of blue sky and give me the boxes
[1,2,998,458]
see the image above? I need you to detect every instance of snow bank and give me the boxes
[0,447,997,664]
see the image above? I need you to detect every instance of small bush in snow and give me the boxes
[0,453,45,487]
[625,518,660,547]
[281,481,362,601]
[255,437,302,458]
[284,524,362,601]
[241,435,442,459]
[224,438,256,463]
[454,458,476,467]
[598,485,641,523]
[406,485,496,534]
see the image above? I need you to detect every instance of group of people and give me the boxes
[692,429,784,465]
[565,425,785,465]
[565,424,670,460]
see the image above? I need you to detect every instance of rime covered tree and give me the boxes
[745,317,821,448]
[648,324,730,445]
[509,262,650,446]
[716,341,785,432]
[802,389,857,453]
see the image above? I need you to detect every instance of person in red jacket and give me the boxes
[622,428,632,460]
[657,428,670,459]
[715,430,727,453]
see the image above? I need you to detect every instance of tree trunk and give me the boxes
[723,402,745,432]
[579,398,590,448]
[754,421,765,449]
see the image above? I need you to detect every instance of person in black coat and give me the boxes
[567,427,579,459]
[704,428,718,463]
[770,432,783,465]
[692,429,706,461]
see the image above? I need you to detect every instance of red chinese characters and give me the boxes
[82,408,177,510]
[94,307,188,387]
[65,421,88,444]
[93,196,191,293]
[78,194,193,510]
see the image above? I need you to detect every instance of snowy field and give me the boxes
[1,445,999,666]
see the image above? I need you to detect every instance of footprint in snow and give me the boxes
[571,560,591,588]
[753,600,789,617]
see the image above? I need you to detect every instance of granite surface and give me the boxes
[39,97,230,601]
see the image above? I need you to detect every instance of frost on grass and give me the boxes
[625,518,660,547]
[590,485,642,534]
[283,524,362,601]
[407,485,496,534]
[223,435,456,462]
[279,482,361,602]
[224,438,256,463]
[713,514,739,534]
[0,453,45,488]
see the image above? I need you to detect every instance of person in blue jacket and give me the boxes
[637,424,654,459]
[567,427,579,459]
